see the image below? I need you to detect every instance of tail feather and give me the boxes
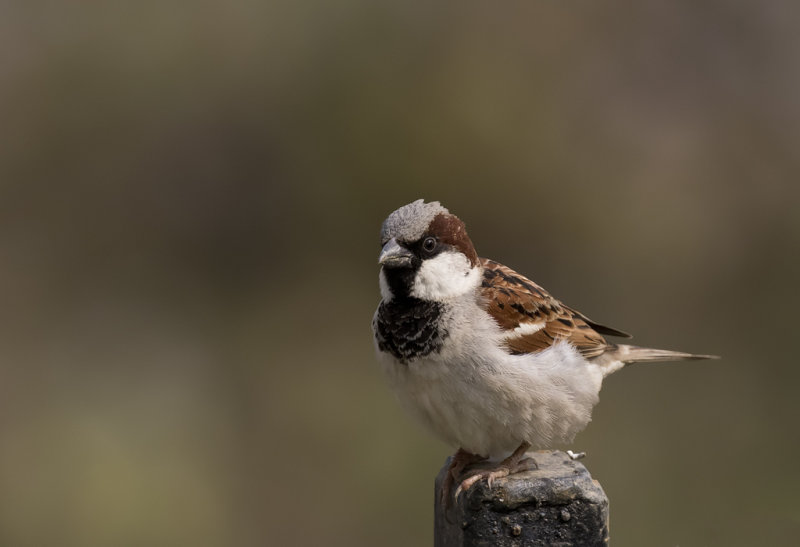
[615,344,719,363]
[596,344,719,377]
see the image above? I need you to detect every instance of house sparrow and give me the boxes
[372,199,717,500]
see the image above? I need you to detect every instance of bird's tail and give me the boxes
[597,344,719,377]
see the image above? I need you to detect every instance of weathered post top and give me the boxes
[434,450,609,547]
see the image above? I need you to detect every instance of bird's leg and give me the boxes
[440,448,487,508]
[454,441,537,500]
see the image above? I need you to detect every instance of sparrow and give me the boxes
[372,199,718,501]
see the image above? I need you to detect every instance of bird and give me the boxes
[371,199,718,502]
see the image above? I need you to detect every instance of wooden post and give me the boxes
[434,450,609,546]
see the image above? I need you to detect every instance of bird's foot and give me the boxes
[567,450,586,460]
[453,442,537,501]
[441,448,487,509]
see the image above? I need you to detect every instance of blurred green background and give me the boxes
[2,1,798,546]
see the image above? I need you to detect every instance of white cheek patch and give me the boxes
[410,251,481,301]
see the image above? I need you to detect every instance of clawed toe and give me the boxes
[454,457,537,498]
[454,473,484,500]
[451,442,537,501]
[441,449,487,509]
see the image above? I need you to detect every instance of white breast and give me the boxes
[375,299,604,459]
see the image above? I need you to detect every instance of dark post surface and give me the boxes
[434,450,609,547]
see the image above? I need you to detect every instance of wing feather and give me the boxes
[480,259,626,359]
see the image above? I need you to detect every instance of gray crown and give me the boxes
[381,199,449,244]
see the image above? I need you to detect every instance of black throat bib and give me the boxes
[375,297,449,363]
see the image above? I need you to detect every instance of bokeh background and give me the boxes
[2,1,799,546]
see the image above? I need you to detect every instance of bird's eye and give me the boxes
[422,236,437,253]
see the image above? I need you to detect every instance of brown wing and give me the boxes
[480,258,626,359]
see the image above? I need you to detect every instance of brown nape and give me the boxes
[428,213,479,266]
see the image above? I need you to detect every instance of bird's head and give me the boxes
[378,200,480,302]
